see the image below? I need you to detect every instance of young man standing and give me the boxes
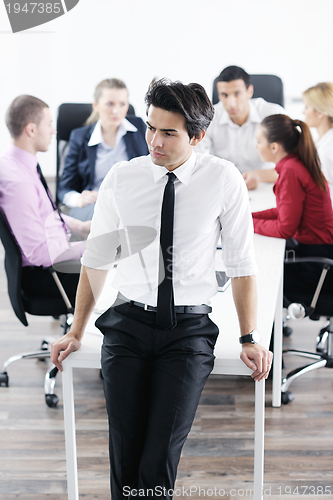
[51,78,272,499]
[196,65,284,189]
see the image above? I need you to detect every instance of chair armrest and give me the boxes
[46,261,81,313]
[284,257,333,269]
[50,260,82,274]
[285,256,333,268]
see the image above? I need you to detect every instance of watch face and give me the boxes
[252,330,261,343]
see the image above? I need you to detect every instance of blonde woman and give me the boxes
[57,78,148,220]
[303,82,333,204]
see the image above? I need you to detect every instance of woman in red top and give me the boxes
[253,114,333,297]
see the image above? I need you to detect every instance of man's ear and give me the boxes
[190,130,206,146]
[247,84,254,99]
[25,122,36,138]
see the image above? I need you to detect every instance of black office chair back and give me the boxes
[56,102,136,142]
[212,73,284,107]
[0,208,28,326]
[56,102,136,195]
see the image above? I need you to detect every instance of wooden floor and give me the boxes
[0,242,332,499]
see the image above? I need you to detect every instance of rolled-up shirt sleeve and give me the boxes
[219,164,258,277]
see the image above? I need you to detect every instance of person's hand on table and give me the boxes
[240,344,273,381]
[77,220,91,239]
[242,171,260,191]
[77,190,98,207]
[51,331,82,372]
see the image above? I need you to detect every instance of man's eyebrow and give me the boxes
[146,121,178,133]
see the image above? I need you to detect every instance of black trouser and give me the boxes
[96,301,219,500]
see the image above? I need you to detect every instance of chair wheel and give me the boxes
[38,342,49,362]
[281,391,294,404]
[0,372,9,387]
[283,326,293,337]
[45,393,59,408]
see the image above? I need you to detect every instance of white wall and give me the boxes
[0,0,332,175]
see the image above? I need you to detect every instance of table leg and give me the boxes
[62,364,79,500]
[254,379,265,500]
[272,271,283,407]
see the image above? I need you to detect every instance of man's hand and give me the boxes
[240,343,273,381]
[51,331,82,372]
[242,171,260,190]
[77,220,91,239]
[68,218,91,240]
[243,168,278,190]
[77,190,98,208]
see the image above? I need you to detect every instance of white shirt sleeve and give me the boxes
[63,190,81,207]
[219,164,258,277]
[81,174,120,270]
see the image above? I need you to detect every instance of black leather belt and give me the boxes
[117,293,212,314]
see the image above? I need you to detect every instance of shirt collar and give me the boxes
[247,99,262,124]
[275,153,298,173]
[8,143,37,171]
[87,118,137,147]
[317,126,333,146]
[151,151,197,185]
[217,99,261,126]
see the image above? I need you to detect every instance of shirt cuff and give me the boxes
[63,191,81,207]
[225,261,258,278]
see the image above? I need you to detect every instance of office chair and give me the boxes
[56,102,136,196]
[0,208,79,408]
[212,74,284,107]
[281,255,333,404]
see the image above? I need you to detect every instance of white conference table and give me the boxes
[61,183,285,500]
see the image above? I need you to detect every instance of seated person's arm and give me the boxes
[253,170,304,239]
[252,208,277,220]
[63,215,91,239]
[6,182,85,267]
[57,129,98,208]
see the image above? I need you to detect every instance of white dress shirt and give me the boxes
[82,152,257,307]
[316,127,333,206]
[196,98,284,173]
[64,118,137,207]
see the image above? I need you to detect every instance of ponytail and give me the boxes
[261,114,327,192]
[292,119,327,192]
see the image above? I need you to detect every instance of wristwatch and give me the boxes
[239,329,261,345]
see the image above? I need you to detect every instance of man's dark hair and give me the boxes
[145,78,214,139]
[216,66,251,88]
[6,95,48,139]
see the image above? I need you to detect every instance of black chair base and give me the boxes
[0,313,73,406]
[281,320,333,404]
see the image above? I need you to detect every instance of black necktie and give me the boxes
[156,172,177,330]
[36,163,68,232]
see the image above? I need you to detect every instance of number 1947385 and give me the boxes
[6,3,62,14]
